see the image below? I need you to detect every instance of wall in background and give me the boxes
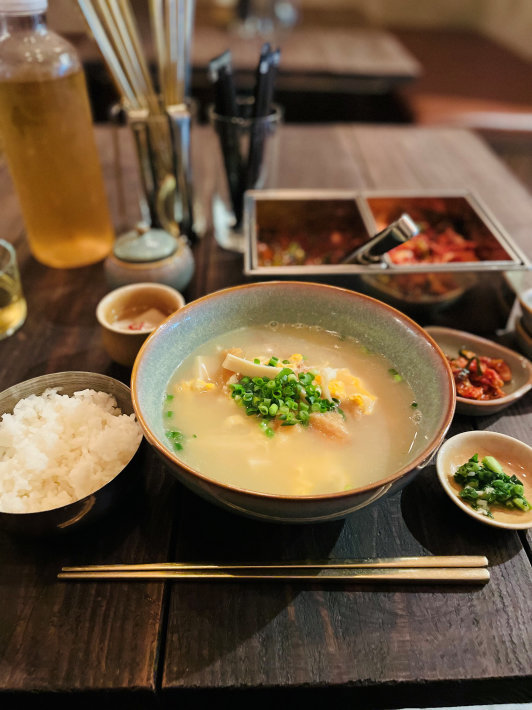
[477,0,532,60]
[291,0,532,59]
[303,0,484,28]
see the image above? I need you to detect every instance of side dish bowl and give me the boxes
[132,282,455,523]
[96,283,185,367]
[425,326,532,416]
[437,431,532,530]
[0,372,143,536]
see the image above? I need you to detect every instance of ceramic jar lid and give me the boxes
[113,227,178,263]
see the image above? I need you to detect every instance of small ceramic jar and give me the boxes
[96,283,185,367]
[104,227,195,291]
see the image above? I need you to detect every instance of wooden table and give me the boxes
[191,26,421,94]
[1,125,531,709]
[74,24,420,122]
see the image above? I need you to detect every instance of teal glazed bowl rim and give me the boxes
[131,281,456,506]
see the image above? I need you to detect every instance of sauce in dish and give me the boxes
[163,324,421,496]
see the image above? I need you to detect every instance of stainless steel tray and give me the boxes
[243,188,530,277]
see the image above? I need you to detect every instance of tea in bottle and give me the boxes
[0,0,114,268]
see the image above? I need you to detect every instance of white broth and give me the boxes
[163,324,421,496]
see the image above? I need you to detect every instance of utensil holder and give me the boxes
[127,104,195,240]
[209,100,282,252]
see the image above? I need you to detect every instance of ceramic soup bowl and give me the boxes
[132,282,455,523]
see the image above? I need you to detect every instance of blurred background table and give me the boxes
[69,19,421,123]
[0,124,531,709]
[190,25,421,94]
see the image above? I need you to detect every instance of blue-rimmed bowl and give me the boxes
[132,282,455,523]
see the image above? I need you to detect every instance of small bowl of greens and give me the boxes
[437,431,532,529]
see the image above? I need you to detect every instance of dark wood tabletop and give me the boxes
[0,125,531,710]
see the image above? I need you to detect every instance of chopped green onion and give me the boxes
[165,394,174,402]
[165,429,186,451]
[483,456,503,475]
[388,368,403,382]
[454,453,530,516]
[411,401,418,408]
[229,357,344,434]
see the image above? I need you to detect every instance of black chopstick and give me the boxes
[246,46,280,189]
[208,50,243,220]
[208,50,238,117]
[208,44,281,226]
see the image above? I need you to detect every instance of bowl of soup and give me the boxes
[131,282,455,523]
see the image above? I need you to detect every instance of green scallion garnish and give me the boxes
[229,358,342,436]
[165,429,185,452]
[454,454,530,517]
[388,368,403,382]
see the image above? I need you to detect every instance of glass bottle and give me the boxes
[0,0,114,268]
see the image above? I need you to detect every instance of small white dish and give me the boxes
[437,431,532,530]
[425,326,532,416]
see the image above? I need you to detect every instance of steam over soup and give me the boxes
[163,324,421,496]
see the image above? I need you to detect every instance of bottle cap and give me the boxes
[0,0,47,14]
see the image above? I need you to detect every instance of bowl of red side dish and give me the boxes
[425,327,532,416]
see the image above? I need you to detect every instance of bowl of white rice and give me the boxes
[0,372,143,535]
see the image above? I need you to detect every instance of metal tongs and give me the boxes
[342,213,419,265]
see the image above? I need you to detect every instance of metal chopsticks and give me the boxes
[58,556,490,584]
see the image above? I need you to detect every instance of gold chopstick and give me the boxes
[62,555,488,573]
[58,567,490,584]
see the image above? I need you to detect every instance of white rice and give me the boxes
[0,388,142,514]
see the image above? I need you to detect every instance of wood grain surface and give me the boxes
[72,25,420,96]
[191,26,421,94]
[0,126,531,709]
[161,125,532,707]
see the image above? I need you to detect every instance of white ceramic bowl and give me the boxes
[425,326,532,416]
[437,431,532,530]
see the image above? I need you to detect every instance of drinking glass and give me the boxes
[0,240,27,340]
[209,101,283,252]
